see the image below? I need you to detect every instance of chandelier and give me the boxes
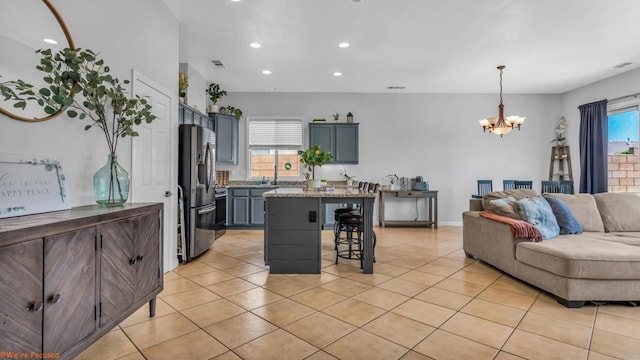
[479,65,525,137]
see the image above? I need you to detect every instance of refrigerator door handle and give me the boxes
[197,205,216,215]
[208,143,215,189]
[204,142,212,191]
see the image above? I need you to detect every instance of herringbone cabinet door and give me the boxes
[135,213,161,301]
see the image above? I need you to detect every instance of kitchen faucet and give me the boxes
[273,164,278,185]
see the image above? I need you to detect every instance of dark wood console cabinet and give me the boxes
[0,203,163,359]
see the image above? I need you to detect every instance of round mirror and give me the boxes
[0,0,75,122]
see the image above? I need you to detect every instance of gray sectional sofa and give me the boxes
[463,190,640,308]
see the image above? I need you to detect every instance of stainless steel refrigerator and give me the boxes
[178,124,217,262]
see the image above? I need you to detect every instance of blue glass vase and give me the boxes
[93,154,130,206]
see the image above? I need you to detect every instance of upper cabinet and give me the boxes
[178,102,213,131]
[309,123,359,164]
[212,113,239,165]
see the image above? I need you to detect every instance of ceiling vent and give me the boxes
[614,62,632,69]
[211,60,225,68]
[387,86,405,90]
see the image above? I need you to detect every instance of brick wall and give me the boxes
[608,148,640,192]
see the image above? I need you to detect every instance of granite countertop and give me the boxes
[263,187,376,198]
[226,184,281,188]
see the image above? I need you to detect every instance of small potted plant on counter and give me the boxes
[298,144,332,188]
[206,82,227,113]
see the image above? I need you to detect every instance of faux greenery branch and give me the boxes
[0,48,156,155]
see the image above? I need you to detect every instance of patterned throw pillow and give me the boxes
[545,197,583,235]
[516,196,560,240]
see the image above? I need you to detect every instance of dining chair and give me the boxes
[541,180,561,193]
[514,180,533,189]
[503,180,516,191]
[560,180,575,194]
[472,180,493,199]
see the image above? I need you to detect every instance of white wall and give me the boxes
[223,92,563,225]
[0,0,179,206]
[561,67,640,187]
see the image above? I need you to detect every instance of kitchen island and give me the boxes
[263,187,376,274]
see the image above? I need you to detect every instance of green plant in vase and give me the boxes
[178,70,189,103]
[1,48,156,206]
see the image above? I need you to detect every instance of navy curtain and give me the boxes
[578,99,608,194]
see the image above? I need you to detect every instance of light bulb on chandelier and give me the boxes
[479,65,525,137]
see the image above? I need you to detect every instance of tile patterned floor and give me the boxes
[77,227,640,360]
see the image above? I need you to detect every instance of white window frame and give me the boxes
[607,98,639,155]
[245,117,305,181]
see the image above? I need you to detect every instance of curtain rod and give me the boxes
[609,92,640,103]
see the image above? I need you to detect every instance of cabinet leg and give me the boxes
[149,297,157,317]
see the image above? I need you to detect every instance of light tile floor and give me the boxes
[77,227,640,360]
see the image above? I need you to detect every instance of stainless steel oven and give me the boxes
[214,188,227,239]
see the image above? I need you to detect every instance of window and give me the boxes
[247,118,303,180]
[608,109,639,154]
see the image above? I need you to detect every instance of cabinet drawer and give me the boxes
[231,189,249,196]
[397,191,425,198]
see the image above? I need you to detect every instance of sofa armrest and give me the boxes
[463,211,521,274]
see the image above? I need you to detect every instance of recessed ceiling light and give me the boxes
[43,38,58,44]
[230,0,242,2]
[262,70,272,75]
[333,72,343,77]
[338,42,350,48]
[270,87,278,91]
[249,42,261,48]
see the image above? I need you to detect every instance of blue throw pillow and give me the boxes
[545,197,583,235]
[516,196,560,240]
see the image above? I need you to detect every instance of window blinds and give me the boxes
[248,119,303,147]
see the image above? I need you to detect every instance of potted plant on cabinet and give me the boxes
[206,82,227,113]
[298,144,332,188]
[178,70,188,104]
[1,48,156,206]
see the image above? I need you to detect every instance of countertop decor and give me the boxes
[2,48,157,206]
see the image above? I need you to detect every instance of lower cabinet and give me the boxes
[0,203,163,360]
[228,188,272,228]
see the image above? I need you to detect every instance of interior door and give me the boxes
[131,70,177,272]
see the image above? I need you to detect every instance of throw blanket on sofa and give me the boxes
[480,211,542,242]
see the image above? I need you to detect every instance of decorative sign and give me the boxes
[0,155,70,219]
[284,162,292,171]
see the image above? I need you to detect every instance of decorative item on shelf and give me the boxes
[346,112,354,123]
[178,70,189,104]
[224,105,243,118]
[206,82,227,113]
[387,174,400,190]
[312,118,326,122]
[550,116,567,146]
[479,65,525,137]
[0,48,157,206]
[333,113,340,122]
[298,144,332,188]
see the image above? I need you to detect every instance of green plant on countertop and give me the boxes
[298,144,332,180]
[206,83,227,105]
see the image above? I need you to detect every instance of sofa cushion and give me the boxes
[593,192,640,232]
[516,236,640,279]
[516,196,560,239]
[543,193,605,232]
[483,189,539,216]
[545,197,582,235]
[580,232,640,247]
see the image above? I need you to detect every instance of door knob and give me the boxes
[165,191,173,197]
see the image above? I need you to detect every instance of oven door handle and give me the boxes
[197,205,216,215]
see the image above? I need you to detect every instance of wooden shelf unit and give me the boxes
[548,145,573,181]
